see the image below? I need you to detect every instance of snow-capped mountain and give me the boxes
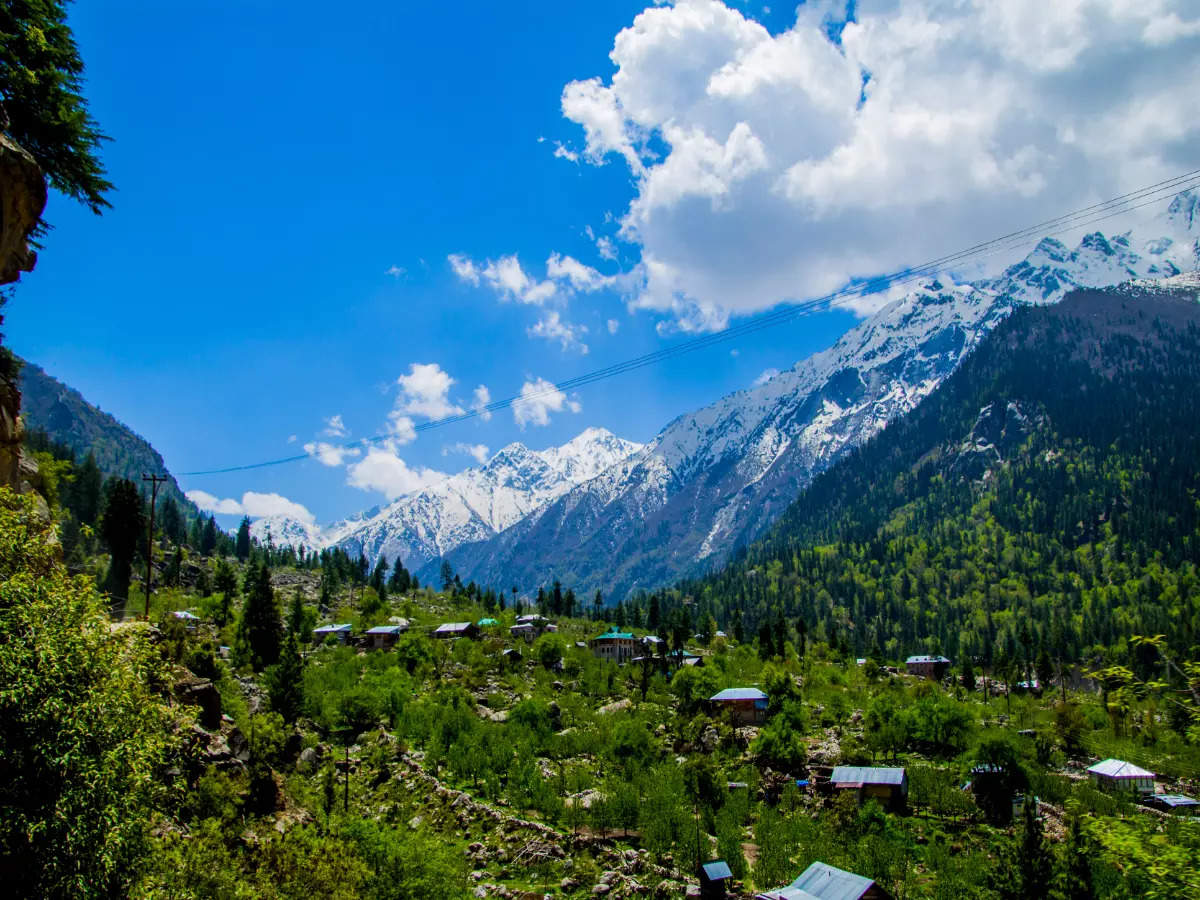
[426,191,1200,600]
[251,428,643,571]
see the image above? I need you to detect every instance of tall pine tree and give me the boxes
[234,560,281,670]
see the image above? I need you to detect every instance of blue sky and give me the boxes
[9,1,1199,527]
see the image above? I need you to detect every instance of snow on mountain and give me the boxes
[428,190,1200,600]
[250,428,643,571]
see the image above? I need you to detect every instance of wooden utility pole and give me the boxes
[141,473,168,619]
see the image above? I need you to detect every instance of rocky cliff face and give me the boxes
[0,126,47,493]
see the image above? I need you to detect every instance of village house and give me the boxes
[700,860,733,899]
[905,654,952,679]
[364,624,405,650]
[1087,758,1155,797]
[830,766,908,811]
[589,627,639,663]
[433,622,480,640]
[709,687,768,725]
[312,623,352,645]
[510,614,551,643]
[756,861,892,900]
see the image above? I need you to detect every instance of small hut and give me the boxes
[312,623,352,645]
[1087,759,1154,797]
[830,766,908,811]
[756,861,891,900]
[700,860,733,899]
[365,624,404,650]
[433,622,480,640]
[905,655,952,679]
[709,688,768,725]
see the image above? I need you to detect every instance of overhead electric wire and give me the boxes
[180,170,1200,476]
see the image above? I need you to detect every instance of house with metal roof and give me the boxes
[365,624,405,650]
[433,622,480,640]
[1145,793,1199,813]
[700,860,734,899]
[312,623,352,645]
[830,766,908,811]
[1087,758,1155,796]
[477,617,499,627]
[172,610,201,627]
[511,614,551,643]
[709,687,769,725]
[755,861,891,900]
[904,655,952,679]
[589,627,638,663]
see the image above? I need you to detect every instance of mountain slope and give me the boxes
[684,279,1200,659]
[252,428,643,571]
[430,192,1200,600]
[19,360,199,519]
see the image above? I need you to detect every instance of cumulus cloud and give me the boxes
[447,253,480,285]
[187,489,316,524]
[596,235,618,260]
[553,141,580,162]
[450,253,558,305]
[512,377,582,428]
[346,443,448,500]
[560,0,1200,328]
[606,318,620,334]
[303,441,362,467]
[396,362,465,419]
[443,442,491,464]
[385,265,406,278]
[322,414,348,438]
[528,310,590,354]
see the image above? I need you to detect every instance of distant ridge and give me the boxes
[19,360,199,519]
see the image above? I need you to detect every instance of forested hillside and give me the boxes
[683,283,1200,670]
[18,359,198,519]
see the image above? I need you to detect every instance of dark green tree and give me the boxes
[265,633,304,722]
[158,495,184,546]
[212,558,238,628]
[67,449,101,525]
[0,0,113,231]
[200,515,218,556]
[234,560,281,670]
[234,516,251,561]
[98,477,144,605]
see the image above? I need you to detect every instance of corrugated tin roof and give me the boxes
[702,860,733,881]
[758,862,876,900]
[1088,758,1154,779]
[477,618,499,626]
[314,623,352,633]
[906,655,951,664]
[711,687,768,702]
[435,622,474,633]
[365,625,403,635]
[1154,794,1198,808]
[831,765,906,786]
[592,631,634,640]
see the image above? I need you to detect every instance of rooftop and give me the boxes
[314,623,352,633]
[1088,758,1154,779]
[1152,794,1198,808]
[701,860,733,881]
[756,861,877,900]
[365,625,404,635]
[592,631,635,641]
[906,655,951,664]
[831,765,906,786]
[711,687,768,702]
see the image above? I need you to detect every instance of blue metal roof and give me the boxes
[365,625,403,635]
[1154,794,1198,808]
[314,623,352,633]
[711,687,768,702]
[830,765,906,786]
[702,860,733,881]
[592,631,634,640]
[758,861,876,900]
[906,654,951,664]
[477,618,499,626]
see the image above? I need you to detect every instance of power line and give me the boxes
[181,171,1200,477]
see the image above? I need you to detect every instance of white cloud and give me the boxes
[528,310,590,354]
[447,253,480,285]
[287,434,297,444]
[385,264,406,278]
[753,367,780,386]
[512,376,582,428]
[560,0,1200,328]
[186,489,316,525]
[606,318,620,334]
[553,141,580,162]
[346,443,448,500]
[443,442,491,464]
[546,252,614,292]
[396,362,465,419]
[323,414,348,438]
[596,235,618,260]
[472,384,493,422]
[303,441,363,467]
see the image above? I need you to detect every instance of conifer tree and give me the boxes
[266,633,304,722]
[234,516,251,561]
[68,450,101,526]
[213,558,238,628]
[234,560,281,670]
[98,477,145,605]
[200,515,218,556]
[158,495,184,546]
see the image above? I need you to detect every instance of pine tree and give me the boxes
[235,517,251,561]
[234,561,281,670]
[265,633,304,722]
[68,450,102,526]
[1054,810,1096,900]
[158,496,184,546]
[200,515,218,556]
[213,558,238,628]
[1018,797,1053,897]
[98,477,145,605]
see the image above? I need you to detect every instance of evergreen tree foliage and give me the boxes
[0,0,112,229]
[212,558,237,628]
[200,515,218,557]
[265,634,304,722]
[98,476,144,604]
[234,560,281,671]
[235,517,251,561]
